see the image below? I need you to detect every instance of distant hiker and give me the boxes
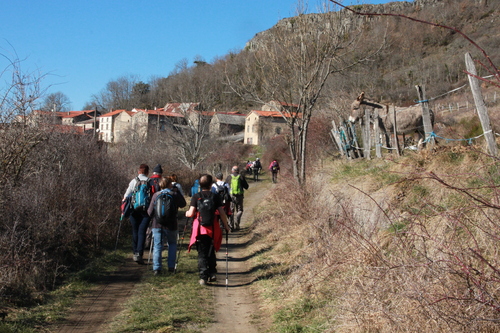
[252,158,262,182]
[123,164,151,265]
[245,161,253,175]
[171,173,184,196]
[190,178,200,197]
[269,160,280,183]
[147,177,186,274]
[149,164,163,193]
[211,172,232,226]
[225,166,249,231]
[186,174,231,286]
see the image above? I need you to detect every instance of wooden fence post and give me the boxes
[391,105,401,156]
[330,120,345,157]
[364,108,371,160]
[374,109,382,158]
[465,52,498,156]
[415,85,435,148]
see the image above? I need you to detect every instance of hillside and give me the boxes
[248,147,500,332]
[246,0,500,109]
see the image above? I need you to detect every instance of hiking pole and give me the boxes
[115,216,123,251]
[225,230,229,290]
[148,229,153,266]
[174,216,190,274]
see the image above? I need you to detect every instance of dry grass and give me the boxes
[250,146,500,332]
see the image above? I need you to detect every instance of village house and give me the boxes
[244,101,299,145]
[209,111,246,140]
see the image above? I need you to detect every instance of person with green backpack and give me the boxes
[225,166,249,231]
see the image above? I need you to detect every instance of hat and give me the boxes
[216,172,223,180]
[152,164,163,174]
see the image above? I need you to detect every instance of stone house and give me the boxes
[243,101,299,145]
[244,110,288,145]
[209,112,246,137]
[98,109,131,143]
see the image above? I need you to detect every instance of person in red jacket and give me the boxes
[186,174,231,286]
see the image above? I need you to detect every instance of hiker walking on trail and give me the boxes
[225,166,249,231]
[252,158,262,182]
[190,178,200,197]
[269,160,280,183]
[147,177,186,274]
[170,173,184,196]
[149,164,163,193]
[211,172,232,226]
[186,174,231,286]
[123,164,152,265]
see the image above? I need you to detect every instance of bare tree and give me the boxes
[225,3,384,185]
[39,91,72,112]
[86,75,139,111]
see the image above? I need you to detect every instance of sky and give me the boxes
[1,0,395,110]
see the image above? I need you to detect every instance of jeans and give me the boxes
[129,210,150,256]
[152,228,178,271]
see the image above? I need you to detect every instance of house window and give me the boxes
[247,137,253,144]
[275,126,282,134]
[247,125,250,133]
[252,124,256,133]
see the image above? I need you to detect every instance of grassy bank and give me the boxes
[248,146,500,332]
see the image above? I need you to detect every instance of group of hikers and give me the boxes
[246,158,280,183]
[121,159,280,285]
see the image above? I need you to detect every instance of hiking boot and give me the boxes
[208,275,217,283]
[136,256,145,265]
[199,279,207,286]
[133,253,140,262]
[168,267,175,273]
[153,270,161,275]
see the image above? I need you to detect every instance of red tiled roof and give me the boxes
[250,110,301,118]
[99,109,130,117]
[136,109,185,118]
[163,103,200,113]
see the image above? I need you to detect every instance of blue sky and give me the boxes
[1,0,396,110]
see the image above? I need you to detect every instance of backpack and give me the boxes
[131,177,151,212]
[254,160,262,169]
[197,192,216,226]
[215,183,231,204]
[230,175,243,195]
[155,190,177,227]
[149,178,161,194]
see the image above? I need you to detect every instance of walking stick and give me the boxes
[115,216,123,251]
[148,229,153,266]
[225,230,229,290]
[174,216,190,273]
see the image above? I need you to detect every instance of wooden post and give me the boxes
[415,85,435,148]
[374,109,381,158]
[465,52,498,156]
[391,105,401,156]
[330,120,345,157]
[364,108,371,160]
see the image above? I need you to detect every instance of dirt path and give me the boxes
[54,175,272,333]
[54,260,144,333]
[204,178,272,333]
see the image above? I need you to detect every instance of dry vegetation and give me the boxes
[250,145,500,332]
